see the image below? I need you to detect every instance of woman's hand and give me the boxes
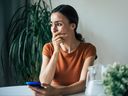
[28,83,62,96]
[52,32,67,52]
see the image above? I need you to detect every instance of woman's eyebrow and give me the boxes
[50,21,64,24]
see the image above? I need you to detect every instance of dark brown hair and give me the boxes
[51,4,84,42]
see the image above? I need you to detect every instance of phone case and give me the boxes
[26,81,42,88]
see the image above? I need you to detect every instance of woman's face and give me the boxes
[50,12,74,37]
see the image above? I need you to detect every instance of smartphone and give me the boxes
[26,81,43,88]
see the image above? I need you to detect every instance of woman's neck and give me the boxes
[60,37,80,53]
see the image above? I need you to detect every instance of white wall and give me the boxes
[50,0,128,64]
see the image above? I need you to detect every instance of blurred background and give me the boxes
[0,0,27,86]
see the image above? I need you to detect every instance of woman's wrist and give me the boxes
[52,51,59,61]
[54,49,60,54]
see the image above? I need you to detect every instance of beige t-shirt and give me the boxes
[43,42,97,86]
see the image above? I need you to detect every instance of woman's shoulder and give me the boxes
[80,42,96,48]
[80,42,97,59]
[80,42,97,54]
[43,42,54,52]
[43,42,54,57]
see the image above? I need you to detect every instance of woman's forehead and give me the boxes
[51,12,69,22]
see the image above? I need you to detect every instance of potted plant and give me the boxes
[103,63,128,96]
[8,0,52,84]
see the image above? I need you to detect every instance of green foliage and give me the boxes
[103,64,128,96]
[8,0,52,84]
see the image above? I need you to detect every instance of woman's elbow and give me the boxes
[39,73,52,84]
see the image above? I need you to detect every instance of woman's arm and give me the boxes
[39,31,65,84]
[39,52,59,84]
[53,56,96,95]
[30,56,96,96]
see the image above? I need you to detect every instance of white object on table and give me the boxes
[0,85,85,96]
[0,85,34,96]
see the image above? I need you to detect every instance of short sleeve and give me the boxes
[85,43,97,59]
[42,43,54,58]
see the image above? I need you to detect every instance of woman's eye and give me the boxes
[56,23,62,26]
[50,22,63,27]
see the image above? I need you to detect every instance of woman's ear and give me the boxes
[71,23,76,30]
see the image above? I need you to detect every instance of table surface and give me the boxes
[0,85,85,96]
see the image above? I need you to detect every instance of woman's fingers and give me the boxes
[52,36,63,42]
[29,84,61,96]
[28,86,45,93]
[52,32,67,51]
[52,31,61,37]
[53,31,67,39]
[52,33,67,44]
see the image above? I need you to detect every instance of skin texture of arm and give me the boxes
[39,31,66,84]
[39,52,59,84]
[37,55,95,96]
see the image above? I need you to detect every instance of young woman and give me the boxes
[29,4,97,96]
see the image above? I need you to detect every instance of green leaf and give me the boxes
[8,0,52,84]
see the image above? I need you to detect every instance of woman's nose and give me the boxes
[51,25,57,33]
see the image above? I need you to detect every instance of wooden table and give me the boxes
[0,85,85,96]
